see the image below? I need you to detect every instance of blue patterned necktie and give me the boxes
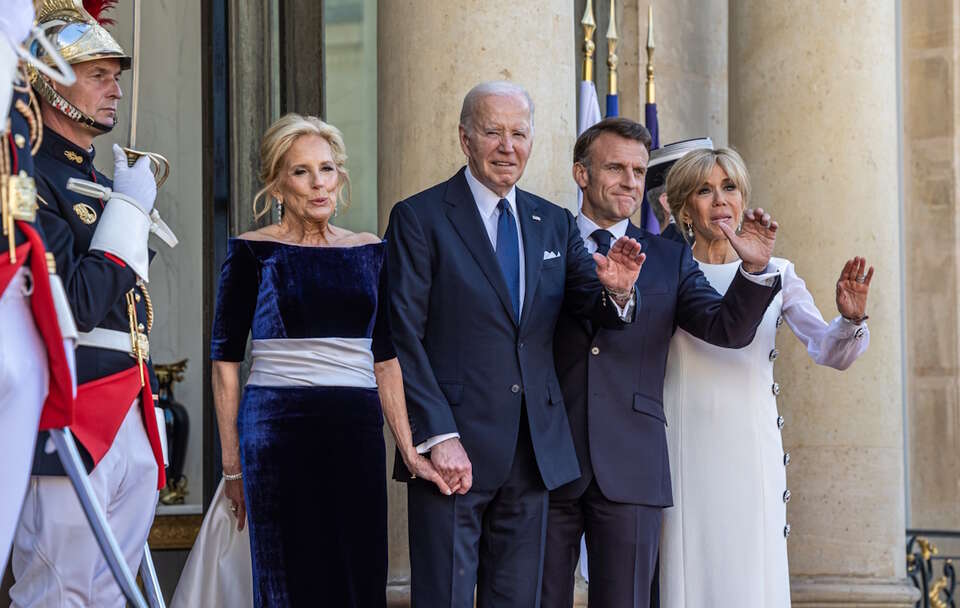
[495,198,521,319]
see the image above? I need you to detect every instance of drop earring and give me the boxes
[686,222,693,239]
[276,199,284,225]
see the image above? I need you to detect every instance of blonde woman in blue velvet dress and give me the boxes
[209,114,451,607]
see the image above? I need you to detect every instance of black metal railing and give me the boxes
[908,529,958,608]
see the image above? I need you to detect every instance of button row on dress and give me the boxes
[769,348,779,362]
[783,489,791,503]
[772,382,781,396]
[776,315,784,328]
[784,523,791,539]
[777,415,785,430]
[783,452,791,467]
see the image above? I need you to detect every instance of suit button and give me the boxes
[777,415,785,430]
[769,348,779,362]
[511,384,520,394]
[783,452,791,467]
[590,346,600,355]
[772,382,781,396]
[518,342,525,349]
[783,489,791,503]
[784,523,791,539]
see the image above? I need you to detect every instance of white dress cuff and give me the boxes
[610,293,635,320]
[89,194,151,282]
[416,432,460,454]
[739,263,780,287]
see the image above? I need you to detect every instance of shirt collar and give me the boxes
[577,213,629,243]
[41,126,97,174]
[465,164,517,219]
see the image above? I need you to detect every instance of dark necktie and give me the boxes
[495,199,521,319]
[591,229,613,256]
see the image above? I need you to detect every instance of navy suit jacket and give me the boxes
[385,168,631,492]
[551,222,780,506]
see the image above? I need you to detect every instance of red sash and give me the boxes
[73,362,166,490]
[1,224,74,430]
[0,242,30,293]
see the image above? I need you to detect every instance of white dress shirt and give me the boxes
[464,165,527,307]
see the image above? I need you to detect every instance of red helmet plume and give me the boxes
[82,0,119,26]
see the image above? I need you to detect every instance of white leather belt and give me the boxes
[77,327,135,354]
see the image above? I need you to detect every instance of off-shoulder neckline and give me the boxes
[231,237,384,250]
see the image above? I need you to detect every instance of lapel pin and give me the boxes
[532,215,541,222]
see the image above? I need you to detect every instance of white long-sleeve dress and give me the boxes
[659,257,869,608]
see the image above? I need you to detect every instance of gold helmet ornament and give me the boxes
[27,0,130,132]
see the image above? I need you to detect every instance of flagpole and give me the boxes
[581,0,596,83]
[646,4,655,107]
[642,4,661,232]
[605,0,618,117]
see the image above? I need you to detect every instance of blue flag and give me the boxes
[642,102,660,232]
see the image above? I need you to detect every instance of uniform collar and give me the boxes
[41,126,97,174]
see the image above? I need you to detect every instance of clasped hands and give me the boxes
[402,439,467,496]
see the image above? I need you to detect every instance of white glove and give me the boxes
[112,144,157,215]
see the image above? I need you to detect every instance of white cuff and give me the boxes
[739,263,780,287]
[48,274,77,341]
[611,293,635,320]
[416,432,460,454]
[89,194,151,281]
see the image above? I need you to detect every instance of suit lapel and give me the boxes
[516,190,543,327]
[444,169,518,324]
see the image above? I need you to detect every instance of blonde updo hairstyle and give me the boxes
[665,147,751,244]
[253,113,351,222]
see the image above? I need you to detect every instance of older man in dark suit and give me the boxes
[542,118,782,608]
[385,82,646,607]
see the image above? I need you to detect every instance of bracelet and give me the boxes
[841,314,869,326]
[606,287,633,301]
[223,471,242,481]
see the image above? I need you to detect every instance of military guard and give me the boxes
[0,0,78,576]
[10,2,167,605]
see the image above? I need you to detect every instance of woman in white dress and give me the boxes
[658,148,873,608]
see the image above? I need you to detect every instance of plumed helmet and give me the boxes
[27,0,129,132]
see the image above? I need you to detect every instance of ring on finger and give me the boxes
[856,275,866,283]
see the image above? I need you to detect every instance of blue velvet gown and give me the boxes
[211,239,394,608]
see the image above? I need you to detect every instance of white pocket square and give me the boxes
[543,250,560,260]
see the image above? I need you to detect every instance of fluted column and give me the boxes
[729,3,917,605]
[377,2,576,602]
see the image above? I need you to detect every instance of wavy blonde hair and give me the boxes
[252,113,351,221]
[665,147,751,244]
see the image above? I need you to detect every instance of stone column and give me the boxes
[377,1,576,602]
[729,2,917,605]
[903,0,960,533]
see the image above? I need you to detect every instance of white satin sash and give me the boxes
[247,337,377,389]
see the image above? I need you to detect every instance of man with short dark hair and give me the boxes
[542,117,782,608]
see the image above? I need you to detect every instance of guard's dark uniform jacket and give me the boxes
[32,126,164,487]
[1,84,73,432]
